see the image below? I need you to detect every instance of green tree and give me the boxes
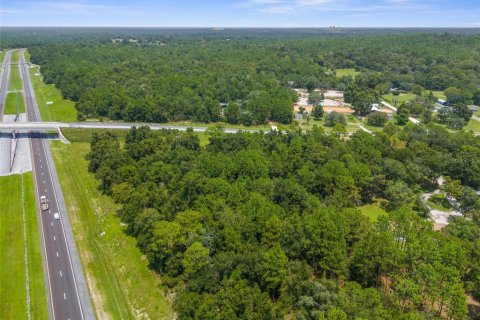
[261,243,288,299]
[324,111,346,127]
[183,242,210,277]
[367,112,388,127]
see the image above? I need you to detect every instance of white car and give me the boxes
[53,213,60,220]
[40,196,47,204]
[41,203,49,211]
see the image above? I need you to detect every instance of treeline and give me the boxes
[28,33,480,124]
[88,124,480,319]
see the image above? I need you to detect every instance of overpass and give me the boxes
[0,121,261,134]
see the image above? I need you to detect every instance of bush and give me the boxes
[430,193,452,209]
[325,112,346,127]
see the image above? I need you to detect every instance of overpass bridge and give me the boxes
[0,121,260,134]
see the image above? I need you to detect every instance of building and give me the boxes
[371,104,395,119]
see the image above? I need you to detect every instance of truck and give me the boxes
[40,196,49,211]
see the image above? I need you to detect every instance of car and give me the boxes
[53,212,60,220]
[41,203,49,211]
[40,196,47,204]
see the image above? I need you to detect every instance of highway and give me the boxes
[0,50,13,119]
[18,51,94,319]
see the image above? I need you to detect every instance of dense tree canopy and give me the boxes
[24,32,480,125]
[88,124,480,319]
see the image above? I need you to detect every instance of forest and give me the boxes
[22,32,480,126]
[88,124,480,319]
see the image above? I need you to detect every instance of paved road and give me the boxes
[19,51,95,320]
[0,50,13,119]
[0,121,261,133]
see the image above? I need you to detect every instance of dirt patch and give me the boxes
[324,106,354,114]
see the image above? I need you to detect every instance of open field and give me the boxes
[0,173,48,320]
[430,90,446,100]
[4,91,26,114]
[336,68,360,78]
[382,92,417,104]
[359,204,387,222]
[29,66,77,122]
[51,141,173,319]
[464,117,480,133]
[9,53,22,91]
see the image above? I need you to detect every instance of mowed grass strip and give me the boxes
[29,66,77,122]
[4,91,26,114]
[0,173,48,320]
[51,141,173,319]
[9,52,22,91]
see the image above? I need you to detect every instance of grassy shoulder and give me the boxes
[51,141,173,319]
[29,66,77,122]
[4,91,26,114]
[0,173,48,320]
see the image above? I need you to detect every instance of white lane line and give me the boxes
[60,270,62,277]
[64,292,66,300]
[51,222,53,227]
[53,235,56,241]
[56,252,59,258]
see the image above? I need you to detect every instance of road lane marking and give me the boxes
[53,235,56,241]
[64,292,66,300]
[56,252,59,257]
[60,270,62,277]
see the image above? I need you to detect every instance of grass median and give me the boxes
[9,51,22,91]
[0,173,49,320]
[4,91,26,114]
[51,141,173,319]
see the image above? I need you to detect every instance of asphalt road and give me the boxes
[0,50,13,119]
[19,51,94,320]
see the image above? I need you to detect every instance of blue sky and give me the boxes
[1,0,479,27]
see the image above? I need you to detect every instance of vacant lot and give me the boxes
[29,66,77,122]
[382,92,417,104]
[0,173,48,320]
[4,91,26,114]
[51,141,173,319]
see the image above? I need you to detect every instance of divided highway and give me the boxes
[18,51,94,319]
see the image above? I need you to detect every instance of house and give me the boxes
[371,104,394,119]
[294,113,303,119]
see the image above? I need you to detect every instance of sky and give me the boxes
[0,0,479,28]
